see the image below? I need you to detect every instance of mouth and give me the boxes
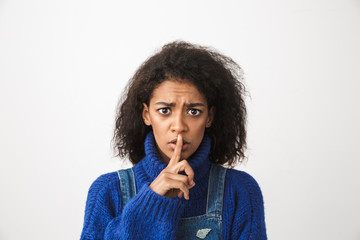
[168,138,190,151]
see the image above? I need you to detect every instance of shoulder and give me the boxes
[224,168,264,203]
[83,171,125,220]
[87,171,120,195]
[85,171,122,211]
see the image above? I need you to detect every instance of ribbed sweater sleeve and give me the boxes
[105,184,184,239]
[80,172,184,240]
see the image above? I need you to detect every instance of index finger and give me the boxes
[168,134,183,166]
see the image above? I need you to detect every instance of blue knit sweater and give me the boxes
[80,132,267,239]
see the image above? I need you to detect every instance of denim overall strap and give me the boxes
[176,164,227,240]
[117,168,137,210]
[206,164,227,217]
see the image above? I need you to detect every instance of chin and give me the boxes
[181,152,194,161]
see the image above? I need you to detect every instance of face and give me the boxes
[142,80,214,163]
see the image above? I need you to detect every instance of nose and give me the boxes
[170,112,188,134]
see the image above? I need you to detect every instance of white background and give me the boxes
[1,0,360,239]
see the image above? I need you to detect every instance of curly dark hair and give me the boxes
[113,41,247,167]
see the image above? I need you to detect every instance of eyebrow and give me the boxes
[154,102,205,108]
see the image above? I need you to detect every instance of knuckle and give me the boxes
[178,161,187,168]
[181,160,188,165]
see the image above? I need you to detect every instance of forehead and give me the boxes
[150,80,207,105]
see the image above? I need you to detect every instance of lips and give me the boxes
[169,138,189,145]
[168,138,190,151]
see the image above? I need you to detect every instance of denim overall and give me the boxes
[117,164,227,240]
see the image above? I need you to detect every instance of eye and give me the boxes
[158,108,171,115]
[187,109,202,116]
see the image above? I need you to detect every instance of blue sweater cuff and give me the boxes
[120,184,184,235]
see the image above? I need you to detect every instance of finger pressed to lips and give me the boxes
[168,143,190,152]
[168,135,190,152]
[168,134,183,165]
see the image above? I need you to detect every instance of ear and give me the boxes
[206,106,215,128]
[142,103,152,126]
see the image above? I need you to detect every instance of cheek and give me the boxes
[150,120,169,147]
[150,118,168,134]
[192,123,207,144]
[194,120,208,133]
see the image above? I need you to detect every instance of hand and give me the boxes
[149,134,195,200]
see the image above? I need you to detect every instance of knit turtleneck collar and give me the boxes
[141,131,211,183]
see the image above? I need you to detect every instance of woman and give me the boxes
[80,41,267,239]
